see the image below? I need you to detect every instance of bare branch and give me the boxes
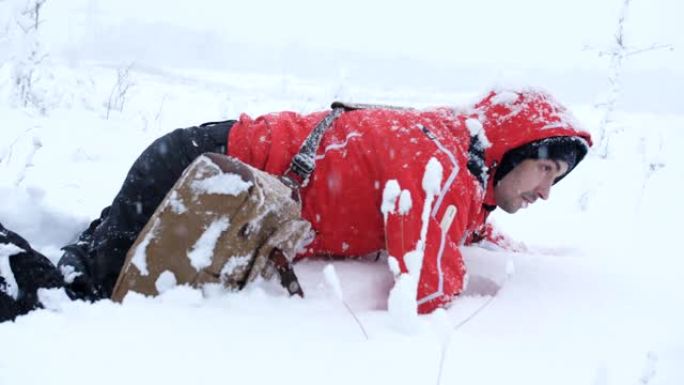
[9,0,50,112]
[13,135,42,187]
[105,62,135,119]
[626,43,674,57]
[593,0,674,159]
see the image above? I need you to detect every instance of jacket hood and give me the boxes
[468,88,593,207]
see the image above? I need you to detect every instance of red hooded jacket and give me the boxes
[227,89,592,313]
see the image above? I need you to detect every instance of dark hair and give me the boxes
[493,136,589,185]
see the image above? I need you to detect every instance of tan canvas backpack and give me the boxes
[111,153,313,301]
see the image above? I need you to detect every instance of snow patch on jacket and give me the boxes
[0,243,23,300]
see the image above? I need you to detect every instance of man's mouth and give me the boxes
[521,194,536,208]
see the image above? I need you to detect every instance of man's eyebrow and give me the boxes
[552,159,562,172]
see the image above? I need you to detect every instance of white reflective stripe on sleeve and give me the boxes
[416,220,449,306]
[427,134,459,219]
[417,205,456,307]
[415,125,460,307]
[440,205,457,233]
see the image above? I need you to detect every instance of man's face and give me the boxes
[494,158,569,213]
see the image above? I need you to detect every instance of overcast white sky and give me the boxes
[37,0,681,72]
[1,0,680,112]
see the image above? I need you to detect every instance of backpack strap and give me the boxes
[283,101,411,189]
[330,101,412,111]
[283,106,344,189]
[270,249,305,297]
[274,106,343,298]
[276,101,412,297]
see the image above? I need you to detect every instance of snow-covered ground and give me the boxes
[1,1,683,384]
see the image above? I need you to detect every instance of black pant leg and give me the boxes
[1,223,64,322]
[85,121,234,298]
[0,121,234,321]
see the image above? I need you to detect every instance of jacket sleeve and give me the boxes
[382,174,467,314]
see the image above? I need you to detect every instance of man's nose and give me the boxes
[536,182,552,200]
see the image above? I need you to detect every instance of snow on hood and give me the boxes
[468,88,593,206]
[471,88,593,169]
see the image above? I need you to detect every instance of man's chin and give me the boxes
[497,203,520,214]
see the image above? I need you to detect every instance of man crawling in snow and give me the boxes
[0,88,592,322]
